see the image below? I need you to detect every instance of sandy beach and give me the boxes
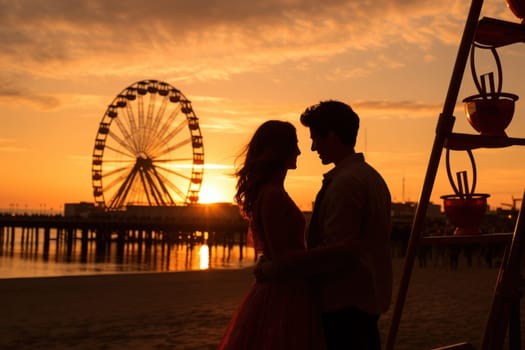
[1,257,523,350]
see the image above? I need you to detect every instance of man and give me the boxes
[257,100,392,349]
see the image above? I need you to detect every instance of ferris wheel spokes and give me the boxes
[154,164,192,181]
[92,80,204,209]
[148,166,178,204]
[157,172,187,200]
[112,112,140,153]
[160,138,192,157]
[140,167,166,206]
[153,157,193,163]
[151,94,169,135]
[155,119,187,150]
[156,103,182,140]
[107,166,139,209]
[107,130,137,156]
[103,144,135,160]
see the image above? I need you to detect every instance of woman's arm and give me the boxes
[259,178,367,279]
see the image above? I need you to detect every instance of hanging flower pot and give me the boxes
[464,44,520,137]
[441,149,490,235]
[441,193,490,235]
[463,92,518,137]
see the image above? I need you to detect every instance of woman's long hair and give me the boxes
[234,120,297,219]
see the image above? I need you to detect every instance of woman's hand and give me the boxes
[253,255,274,282]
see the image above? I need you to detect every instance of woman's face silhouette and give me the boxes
[285,141,301,170]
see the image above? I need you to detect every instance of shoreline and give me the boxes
[1,258,523,349]
[1,268,254,350]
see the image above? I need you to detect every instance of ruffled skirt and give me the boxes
[218,280,325,350]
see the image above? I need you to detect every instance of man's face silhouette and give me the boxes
[309,129,338,165]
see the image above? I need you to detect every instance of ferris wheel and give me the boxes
[91,79,204,210]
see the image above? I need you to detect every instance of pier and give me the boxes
[0,201,518,275]
[0,203,251,271]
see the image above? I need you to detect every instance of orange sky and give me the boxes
[1,0,525,213]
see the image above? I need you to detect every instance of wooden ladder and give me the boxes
[478,193,525,350]
[384,0,525,349]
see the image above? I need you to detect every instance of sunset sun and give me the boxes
[198,183,230,204]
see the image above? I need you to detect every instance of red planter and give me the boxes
[463,93,518,137]
[441,194,490,235]
[506,0,525,19]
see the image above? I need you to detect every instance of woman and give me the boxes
[218,120,325,350]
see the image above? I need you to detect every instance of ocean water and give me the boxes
[0,227,256,279]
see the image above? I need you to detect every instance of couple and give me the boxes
[218,100,393,350]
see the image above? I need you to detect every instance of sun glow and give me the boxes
[198,182,232,204]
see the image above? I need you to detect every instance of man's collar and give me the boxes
[323,152,365,181]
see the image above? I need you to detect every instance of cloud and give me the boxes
[0,138,29,153]
[196,96,446,136]
[196,97,304,134]
[0,78,61,109]
[0,0,514,115]
[354,99,443,113]
[0,0,483,82]
[0,146,28,152]
[0,92,61,110]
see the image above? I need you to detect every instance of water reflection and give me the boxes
[199,245,209,270]
[0,227,256,279]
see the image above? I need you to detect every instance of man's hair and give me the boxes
[300,100,359,147]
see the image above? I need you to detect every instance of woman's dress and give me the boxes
[218,186,325,350]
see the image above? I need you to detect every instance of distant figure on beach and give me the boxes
[217,120,325,349]
[256,100,393,349]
